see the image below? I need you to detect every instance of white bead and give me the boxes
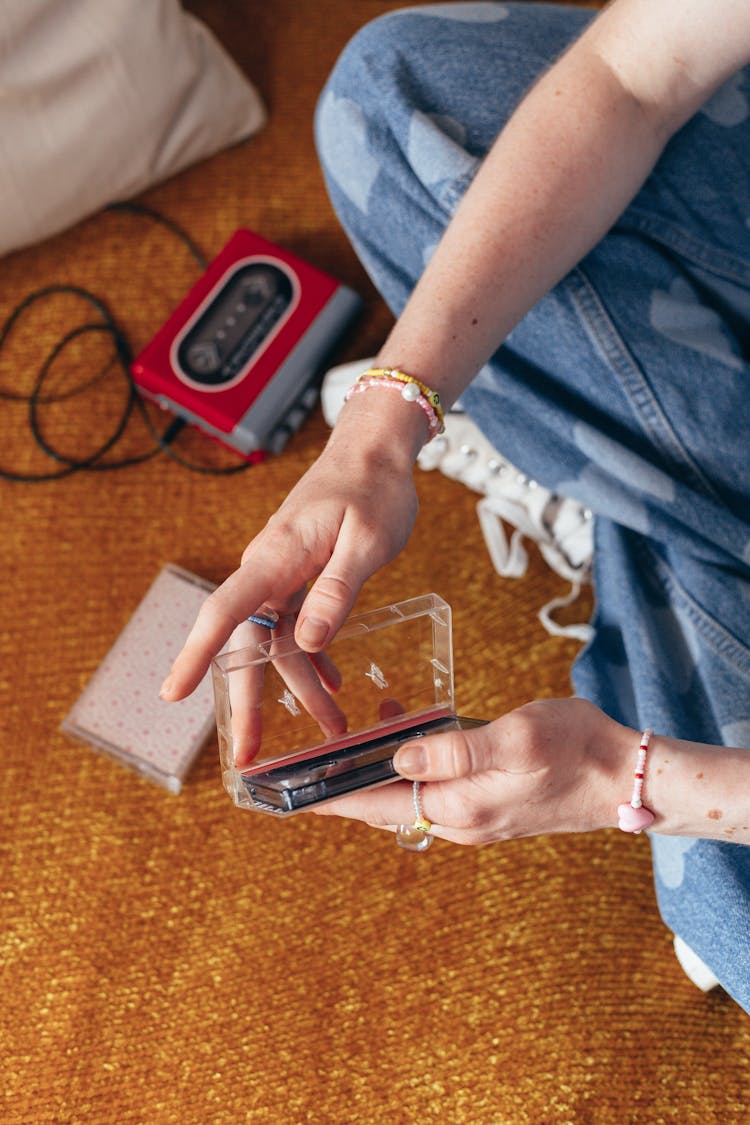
[401,382,420,402]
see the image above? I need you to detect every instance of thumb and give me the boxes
[294,571,361,652]
[294,498,416,652]
[393,722,495,781]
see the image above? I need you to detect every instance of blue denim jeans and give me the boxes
[314,2,750,1010]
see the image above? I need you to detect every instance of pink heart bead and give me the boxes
[618,803,655,833]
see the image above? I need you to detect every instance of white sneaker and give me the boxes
[673,935,720,992]
[321,358,594,641]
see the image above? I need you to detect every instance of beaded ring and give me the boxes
[247,610,279,629]
[617,728,656,833]
[395,781,434,852]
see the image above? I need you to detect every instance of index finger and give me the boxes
[159,564,290,701]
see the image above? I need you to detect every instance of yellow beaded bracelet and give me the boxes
[360,366,445,432]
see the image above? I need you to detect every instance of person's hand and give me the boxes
[160,393,426,704]
[314,698,637,844]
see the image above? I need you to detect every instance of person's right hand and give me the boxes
[159,391,427,704]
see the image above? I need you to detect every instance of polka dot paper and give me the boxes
[62,565,216,792]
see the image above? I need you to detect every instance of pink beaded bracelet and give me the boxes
[362,366,445,431]
[343,370,443,440]
[617,728,656,833]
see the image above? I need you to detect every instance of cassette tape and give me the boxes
[61,564,217,792]
[131,229,361,458]
[212,593,485,816]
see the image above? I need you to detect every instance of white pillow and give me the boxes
[0,0,266,256]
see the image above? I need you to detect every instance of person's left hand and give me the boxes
[314,698,637,844]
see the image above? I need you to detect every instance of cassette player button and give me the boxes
[185,341,222,375]
[284,406,308,433]
[268,425,292,455]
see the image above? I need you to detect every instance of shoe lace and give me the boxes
[321,363,595,643]
[420,412,594,643]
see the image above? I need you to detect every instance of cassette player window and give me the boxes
[175,259,297,388]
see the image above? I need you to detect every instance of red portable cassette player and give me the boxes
[131,229,360,458]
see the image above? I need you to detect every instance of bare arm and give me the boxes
[164,0,750,699]
[315,700,750,847]
[377,0,750,407]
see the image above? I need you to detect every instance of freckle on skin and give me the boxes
[695,772,703,779]
[471,317,478,325]
[707,809,723,820]
[656,768,662,775]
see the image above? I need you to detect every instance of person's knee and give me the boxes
[314,11,410,227]
[317,10,411,108]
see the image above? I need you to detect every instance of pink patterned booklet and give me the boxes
[62,564,215,793]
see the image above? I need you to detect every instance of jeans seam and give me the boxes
[564,266,727,507]
[442,167,479,215]
[625,208,750,288]
[638,539,750,677]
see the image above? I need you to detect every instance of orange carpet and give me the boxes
[1,3,748,1123]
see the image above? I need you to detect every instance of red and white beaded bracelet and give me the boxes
[617,728,656,833]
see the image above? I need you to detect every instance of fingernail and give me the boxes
[394,745,426,776]
[159,674,175,700]
[297,617,328,649]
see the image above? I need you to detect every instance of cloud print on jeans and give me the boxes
[573,422,675,501]
[652,836,699,890]
[721,718,750,749]
[407,3,509,21]
[567,421,676,507]
[556,467,652,535]
[650,277,743,369]
[557,421,676,535]
[315,91,380,215]
[701,73,749,127]
[408,111,479,189]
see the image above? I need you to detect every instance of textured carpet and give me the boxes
[1,3,748,1123]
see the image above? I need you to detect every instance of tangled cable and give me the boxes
[0,202,253,482]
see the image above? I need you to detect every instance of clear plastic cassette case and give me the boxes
[212,593,475,816]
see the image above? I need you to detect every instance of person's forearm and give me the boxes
[598,718,750,844]
[375,46,669,408]
[373,0,750,412]
[642,734,750,844]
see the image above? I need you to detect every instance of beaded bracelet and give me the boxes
[617,728,656,833]
[362,367,445,430]
[343,366,445,439]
